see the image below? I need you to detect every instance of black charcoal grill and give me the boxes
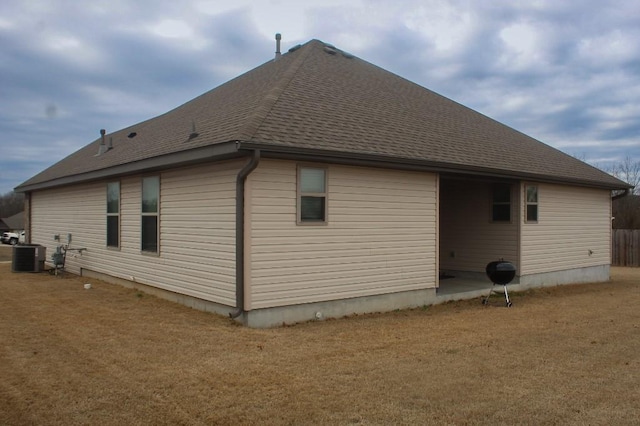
[483,259,516,307]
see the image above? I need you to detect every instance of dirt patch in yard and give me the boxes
[0,245,12,262]
[1,263,639,425]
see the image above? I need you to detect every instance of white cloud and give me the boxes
[0,17,13,29]
[499,22,543,70]
[147,19,194,39]
[193,0,359,41]
[404,2,475,53]
[578,29,639,66]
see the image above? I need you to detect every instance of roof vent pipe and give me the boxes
[96,129,109,156]
[274,33,281,61]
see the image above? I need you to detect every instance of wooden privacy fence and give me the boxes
[612,229,640,267]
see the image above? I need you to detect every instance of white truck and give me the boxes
[1,230,25,245]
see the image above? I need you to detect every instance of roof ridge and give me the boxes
[236,40,317,141]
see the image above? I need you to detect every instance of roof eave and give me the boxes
[16,139,629,193]
[239,142,630,191]
[15,141,242,193]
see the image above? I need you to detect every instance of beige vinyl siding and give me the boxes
[520,183,611,275]
[439,179,519,272]
[31,182,104,259]
[248,160,437,309]
[30,160,240,306]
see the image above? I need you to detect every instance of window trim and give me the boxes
[106,181,120,249]
[525,184,539,223]
[491,183,512,223]
[297,165,328,226]
[141,175,160,254]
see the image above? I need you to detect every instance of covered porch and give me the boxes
[437,175,522,298]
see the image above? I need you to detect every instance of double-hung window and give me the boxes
[141,176,160,252]
[106,182,120,248]
[526,185,538,222]
[298,166,327,224]
[492,184,511,222]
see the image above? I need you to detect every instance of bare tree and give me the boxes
[610,156,640,195]
[610,156,640,229]
[0,191,25,218]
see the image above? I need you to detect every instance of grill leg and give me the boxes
[483,283,513,307]
[503,285,512,307]
[482,283,496,305]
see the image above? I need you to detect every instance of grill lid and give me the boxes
[486,259,516,285]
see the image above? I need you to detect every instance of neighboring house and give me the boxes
[0,211,24,232]
[16,39,629,327]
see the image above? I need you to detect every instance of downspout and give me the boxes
[24,192,32,244]
[230,149,261,319]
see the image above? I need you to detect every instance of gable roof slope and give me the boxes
[17,39,627,192]
[2,211,24,230]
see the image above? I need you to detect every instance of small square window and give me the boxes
[298,167,327,224]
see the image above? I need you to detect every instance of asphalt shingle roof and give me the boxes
[17,39,627,191]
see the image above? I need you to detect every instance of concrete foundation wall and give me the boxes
[244,287,439,328]
[444,269,520,284]
[83,267,438,327]
[82,263,608,328]
[517,264,610,288]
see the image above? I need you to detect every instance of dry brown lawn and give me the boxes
[0,245,12,262]
[1,246,639,425]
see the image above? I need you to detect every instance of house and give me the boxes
[16,39,629,327]
[0,218,8,234]
[0,211,24,233]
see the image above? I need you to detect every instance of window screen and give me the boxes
[142,176,159,252]
[526,185,538,222]
[492,184,511,222]
[107,182,120,247]
[298,167,327,223]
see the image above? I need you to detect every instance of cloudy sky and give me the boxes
[1,0,639,194]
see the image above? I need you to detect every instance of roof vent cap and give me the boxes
[95,129,111,156]
[274,33,282,60]
[188,120,199,141]
[323,45,337,55]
